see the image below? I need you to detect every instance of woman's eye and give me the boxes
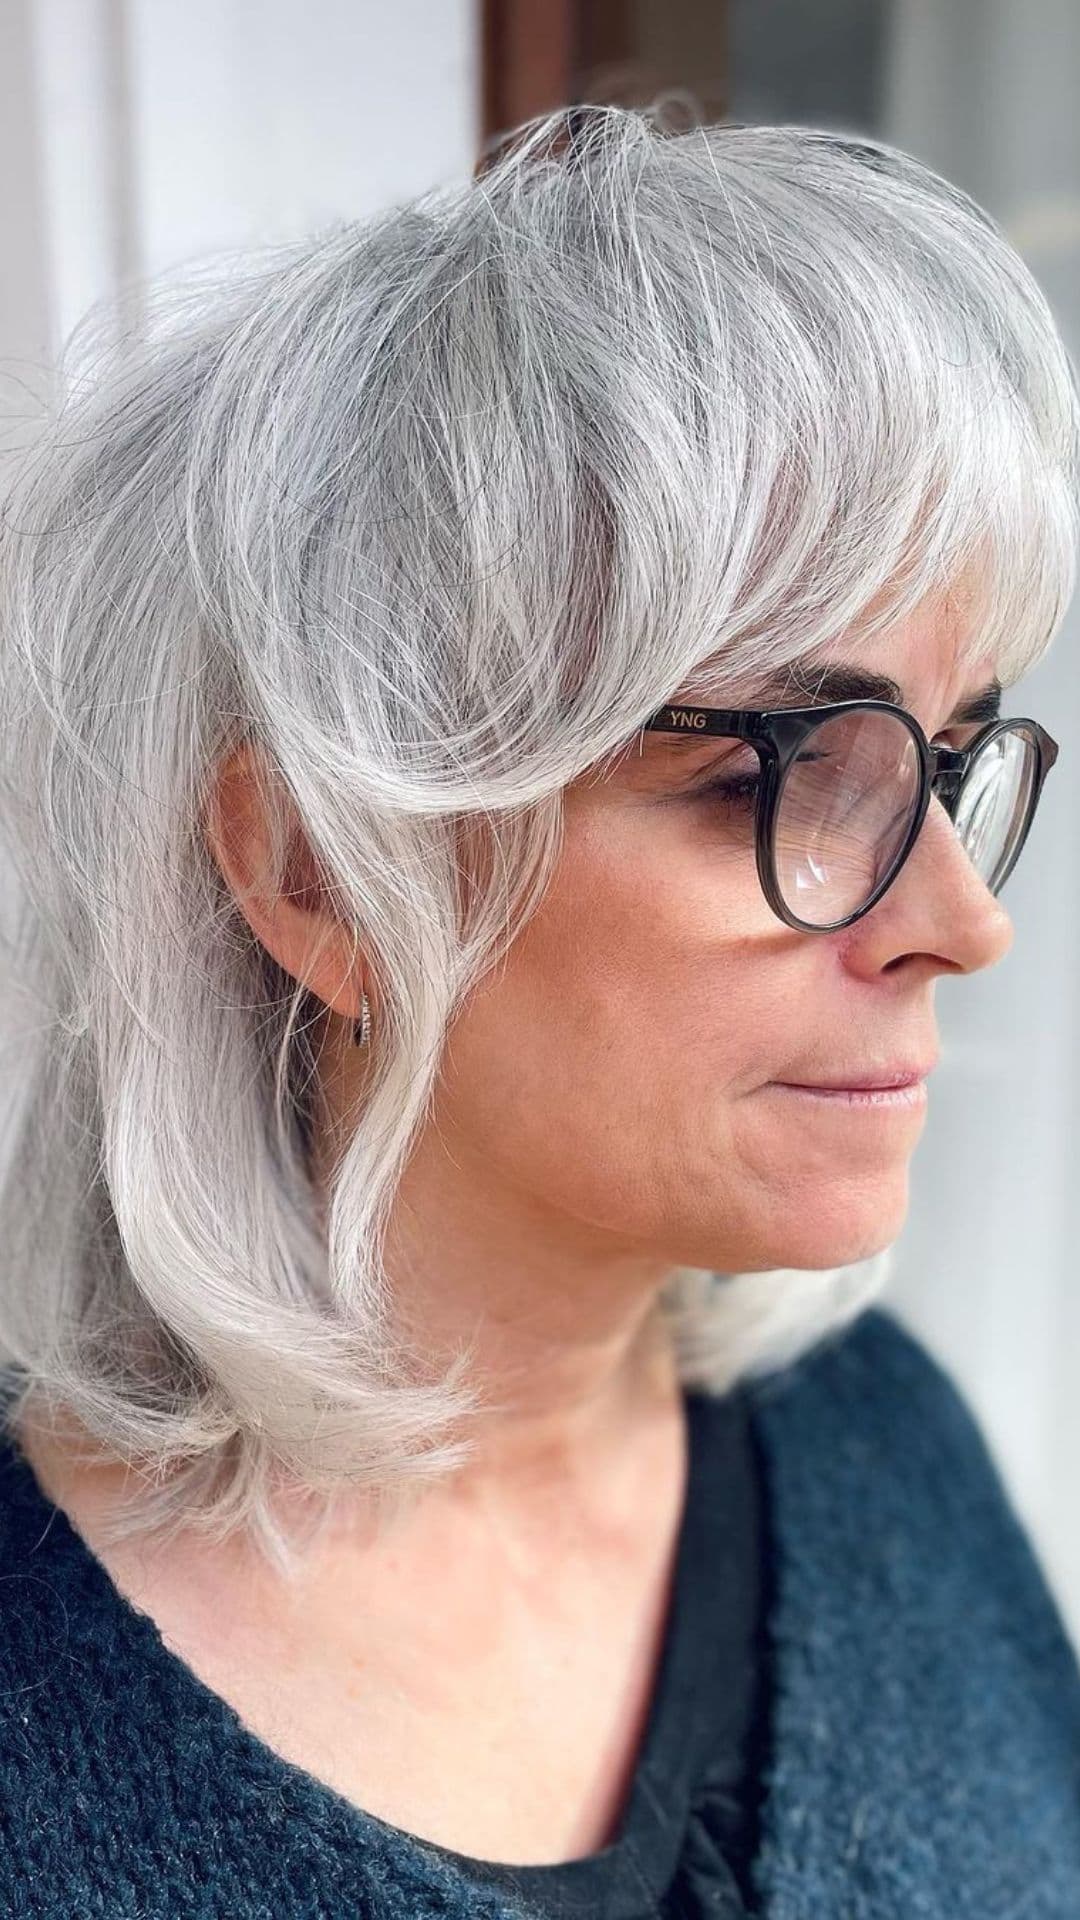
[697,769,761,813]
[695,745,830,814]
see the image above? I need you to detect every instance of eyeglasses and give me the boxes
[642,698,1059,933]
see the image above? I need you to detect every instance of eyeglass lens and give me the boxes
[773,710,1040,928]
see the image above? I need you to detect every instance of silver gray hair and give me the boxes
[0,103,1077,1575]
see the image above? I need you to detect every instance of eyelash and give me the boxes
[699,770,761,812]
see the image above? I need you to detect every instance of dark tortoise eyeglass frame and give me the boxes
[640,698,1060,934]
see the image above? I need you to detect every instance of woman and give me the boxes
[0,101,1077,1919]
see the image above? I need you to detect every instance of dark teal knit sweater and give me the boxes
[0,1303,1077,1917]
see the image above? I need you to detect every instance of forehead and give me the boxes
[670,582,996,712]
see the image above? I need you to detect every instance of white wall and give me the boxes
[882,0,1080,1653]
[9,0,476,374]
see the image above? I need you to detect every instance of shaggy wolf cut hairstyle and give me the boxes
[0,103,1077,1575]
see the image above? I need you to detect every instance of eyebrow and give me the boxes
[750,663,1004,725]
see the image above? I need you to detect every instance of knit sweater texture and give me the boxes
[0,1302,1077,1917]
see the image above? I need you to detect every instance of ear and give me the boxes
[201,740,365,1024]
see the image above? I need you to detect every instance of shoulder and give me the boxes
[745,1298,1006,1484]
[745,1301,1080,1682]
[740,1315,1080,1913]
[743,1299,1015,1528]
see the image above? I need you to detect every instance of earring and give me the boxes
[353,991,371,1049]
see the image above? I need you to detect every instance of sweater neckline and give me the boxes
[3,1307,1080,1916]
[0,1378,764,1915]
[378,1383,763,1914]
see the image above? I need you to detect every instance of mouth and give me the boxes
[777,1059,938,1093]
[770,1080,929,1110]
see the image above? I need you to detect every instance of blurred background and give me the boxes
[0,0,1077,1645]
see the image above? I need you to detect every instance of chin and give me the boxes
[748,1191,910,1273]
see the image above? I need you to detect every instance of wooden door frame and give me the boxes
[479,1,725,161]
[480,0,580,152]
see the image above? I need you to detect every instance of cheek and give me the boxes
[427,795,921,1274]
[541,792,788,1069]
[436,792,794,1197]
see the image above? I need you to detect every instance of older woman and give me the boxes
[0,102,1077,1919]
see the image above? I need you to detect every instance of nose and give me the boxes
[845,796,1016,973]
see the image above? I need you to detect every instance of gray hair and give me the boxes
[0,103,1077,1576]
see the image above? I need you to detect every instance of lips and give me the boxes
[781,1062,938,1092]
